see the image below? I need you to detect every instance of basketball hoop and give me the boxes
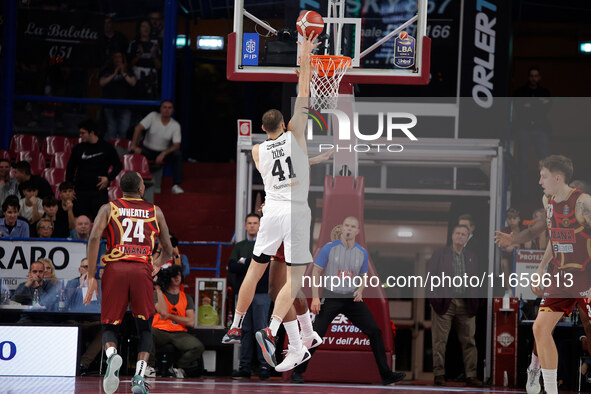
[309,55,352,110]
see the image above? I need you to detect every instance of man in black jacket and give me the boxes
[13,161,53,199]
[428,225,483,387]
[66,119,122,220]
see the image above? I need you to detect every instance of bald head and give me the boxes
[75,215,91,238]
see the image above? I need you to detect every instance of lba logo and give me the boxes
[305,108,418,153]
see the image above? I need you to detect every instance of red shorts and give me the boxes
[271,244,285,263]
[540,269,591,318]
[101,261,155,324]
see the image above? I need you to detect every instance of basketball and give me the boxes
[296,10,324,38]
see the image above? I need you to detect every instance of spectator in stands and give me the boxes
[18,181,43,224]
[427,224,483,387]
[227,213,272,379]
[149,12,164,41]
[148,265,204,378]
[0,197,30,238]
[13,161,53,199]
[36,218,55,239]
[65,258,102,374]
[70,215,91,240]
[499,208,530,295]
[99,51,136,140]
[39,258,57,283]
[530,208,549,250]
[14,260,55,306]
[458,213,487,274]
[30,196,69,238]
[513,66,551,201]
[66,119,122,220]
[152,232,190,277]
[57,181,78,232]
[128,19,161,99]
[132,100,184,194]
[99,16,129,64]
[0,158,18,205]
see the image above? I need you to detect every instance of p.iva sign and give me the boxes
[305,108,418,153]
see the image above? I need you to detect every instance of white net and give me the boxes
[309,55,352,110]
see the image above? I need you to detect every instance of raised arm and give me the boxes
[289,32,320,149]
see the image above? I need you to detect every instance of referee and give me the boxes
[291,216,405,385]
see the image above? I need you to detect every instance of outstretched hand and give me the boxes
[297,31,321,57]
[494,231,513,248]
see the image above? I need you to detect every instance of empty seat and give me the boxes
[41,168,67,187]
[50,151,71,169]
[42,136,72,160]
[51,184,60,199]
[10,134,40,159]
[121,154,152,180]
[109,138,133,152]
[18,151,46,175]
[110,170,130,189]
[108,185,123,201]
[68,137,81,146]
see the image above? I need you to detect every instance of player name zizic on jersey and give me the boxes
[117,207,151,219]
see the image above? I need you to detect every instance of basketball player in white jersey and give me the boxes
[223,32,320,372]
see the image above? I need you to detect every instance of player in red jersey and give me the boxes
[84,172,172,394]
[531,155,591,394]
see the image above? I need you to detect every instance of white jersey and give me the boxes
[258,131,309,203]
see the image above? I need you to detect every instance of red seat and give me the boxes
[108,185,123,201]
[0,150,10,160]
[110,169,130,189]
[10,134,40,159]
[109,138,133,152]
[121,154,152,180]
[17,151,46,175]
[41,168,66,187]
[68,137,81,146]
[42,136,72,160]
[50,151,71,169]
[52,184,60,199]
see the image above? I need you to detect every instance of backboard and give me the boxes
[228,0,431,85]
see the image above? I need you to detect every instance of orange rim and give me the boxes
[310,55,351,77]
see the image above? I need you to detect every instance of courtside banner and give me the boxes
[0,239,86,281]
[319,314,372,351]
[0,326,78,376]
[514,249,545,300]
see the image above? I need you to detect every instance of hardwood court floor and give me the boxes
[1,376,573,393]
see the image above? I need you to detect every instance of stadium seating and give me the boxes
[109,138,133,152]
[121,154,152,180]
[9,134,40,159]
[17,151,46,175]
[50,151,71,169]
[42,136,72,160]
[41,168,66,187]
[68,137,81,146]
[108,185,123,201]
[110,169,130,189]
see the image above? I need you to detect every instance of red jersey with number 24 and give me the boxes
[103,198,160,264]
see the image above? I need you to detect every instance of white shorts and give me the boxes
[253,200,313,265]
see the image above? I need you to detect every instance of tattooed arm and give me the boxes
[575,193,591,229]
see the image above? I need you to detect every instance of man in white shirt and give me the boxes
[132,100,184,194]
